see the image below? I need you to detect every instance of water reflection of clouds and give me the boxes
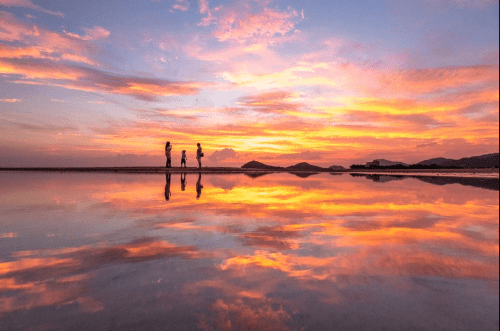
[239,226,302,250]
[0,172,498,330]
[80,173,499,280]
[0,237,200,314]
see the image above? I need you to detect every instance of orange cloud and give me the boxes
[238,90,302,114]
[79,101,496,164]
[380,65,499,94]
[239,226,301,250]
[0,98,21,102]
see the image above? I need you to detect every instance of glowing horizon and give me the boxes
[0,0,498,168]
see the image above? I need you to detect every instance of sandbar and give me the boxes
[0,167,498,178]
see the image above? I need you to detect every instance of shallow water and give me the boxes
[0,172,498,331]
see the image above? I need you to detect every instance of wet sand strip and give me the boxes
[347,168,499,178]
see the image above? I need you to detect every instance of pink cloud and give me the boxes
[198,0,220,26]
[0,58,205,101]
[0,12,40,42]
[199,0,209,13]
[0,0,65,17]
[0,44,97,66]
[198,0,301,43]
[63,26,110,41]
[208,148,238,162]
[215,7,299,42]
[170,0,189,12]
[0,15,206,101]
[0,14,99,65]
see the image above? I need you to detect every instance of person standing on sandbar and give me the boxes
[196,143,204,169]
[165,141,172,168]
[181,150,187,168]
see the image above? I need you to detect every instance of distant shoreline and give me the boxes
[348,168,499,178]
[0,167,498,178]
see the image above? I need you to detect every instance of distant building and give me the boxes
[365,160,380,168]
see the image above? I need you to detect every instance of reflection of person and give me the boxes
[164,173,171,201]
[165,141,172,168]
[181,172,187,191]
[181,150,187,168]
[196,143,203,169]
[196,173,203,199]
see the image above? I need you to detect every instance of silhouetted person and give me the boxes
[196,143,203,169]
[181,172,187,191]
[164,173,171,201]
[165,141,172,168]
[196,173,203,199]
[181,150,187,168]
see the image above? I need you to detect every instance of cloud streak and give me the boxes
[1,58,205,100]
[0,0,65,17]
[63,26,110,41]
[0,98,21,102]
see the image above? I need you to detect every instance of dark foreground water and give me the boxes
[0,172,498,331]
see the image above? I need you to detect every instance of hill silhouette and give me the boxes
[241,161,284,170]
[286,162,327,171]
[373,159,409,167]
[240,153,498,171]
[241,161,341,172]
[417,157,455,166]
[440,153,499,168]
[361,153,498,169]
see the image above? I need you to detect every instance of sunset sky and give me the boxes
[0,0,498,167]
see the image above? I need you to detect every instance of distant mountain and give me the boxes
[374,159,409,167]
[328,165,346,171]
[417,157,455,166]
[440,153,499,168]
[241,161,284,170]
[286,162,326,171]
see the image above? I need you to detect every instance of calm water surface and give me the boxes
[0,172,498,331]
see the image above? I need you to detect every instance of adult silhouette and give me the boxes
[196,143,203,169]
[181,172,187,191]
[165,141,172,168]
[164,173,171,200]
